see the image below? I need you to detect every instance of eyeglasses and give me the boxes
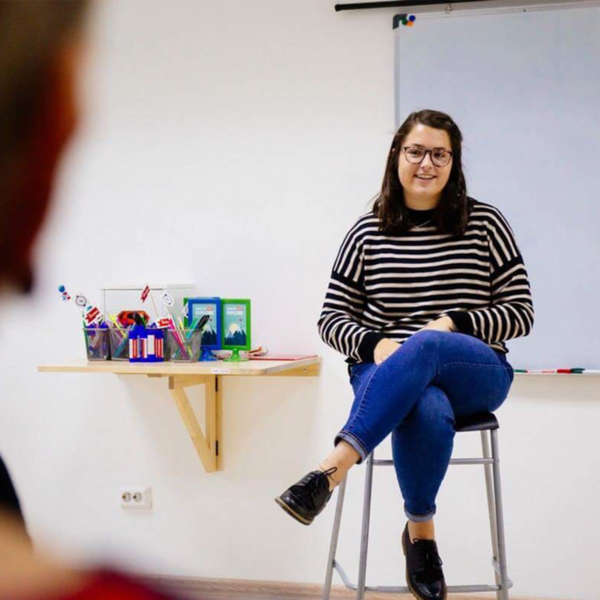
[402,145,453,167]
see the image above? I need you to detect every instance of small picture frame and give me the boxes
[221,299,251,354]
[185,297,222,351]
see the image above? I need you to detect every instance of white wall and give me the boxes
[0,1,598,598]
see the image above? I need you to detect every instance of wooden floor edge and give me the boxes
[140,575,567,600]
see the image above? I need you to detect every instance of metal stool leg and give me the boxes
[322,474,348,600]
[490,429,510,600]
[356,452,375,600]
[481,430,502,600]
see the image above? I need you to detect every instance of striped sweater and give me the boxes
[317,198,534,365]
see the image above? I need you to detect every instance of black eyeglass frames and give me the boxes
[402,145,453,167]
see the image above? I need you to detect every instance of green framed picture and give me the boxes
[221,298,251,362]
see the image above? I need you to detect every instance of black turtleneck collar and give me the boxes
[405,205,436,226]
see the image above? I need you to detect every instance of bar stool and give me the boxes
[322,412,512,600]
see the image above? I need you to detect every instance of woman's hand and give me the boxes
[374,318,456,365]
[374,338,400,366]
[421,316,457,333]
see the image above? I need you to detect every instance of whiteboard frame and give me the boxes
[391,2,600,368]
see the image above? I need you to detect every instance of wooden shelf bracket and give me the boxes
[168,375,223,472]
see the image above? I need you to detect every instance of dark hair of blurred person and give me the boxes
[0,0,88,528]
[0,3,181,598]
[0,0,87,293]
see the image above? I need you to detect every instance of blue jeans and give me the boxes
[336,330,514,522]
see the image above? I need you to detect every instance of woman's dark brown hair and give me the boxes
[373,109,472,237]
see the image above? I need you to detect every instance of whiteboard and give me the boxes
[395,3,600,370]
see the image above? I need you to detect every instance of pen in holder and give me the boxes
[108,325,132,361]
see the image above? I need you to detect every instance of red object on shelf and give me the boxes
[117,310,150,327]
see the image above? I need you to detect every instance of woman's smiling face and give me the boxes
[397,123,453,209]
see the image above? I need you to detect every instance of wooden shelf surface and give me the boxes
[38,357,321,377]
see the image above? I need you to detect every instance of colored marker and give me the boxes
[165,317,189,358]
[114,325,133,357]
[186,314,210,340]
[177,317,193,357]
[108,313,126,339]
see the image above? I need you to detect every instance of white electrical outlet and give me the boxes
[120,486,152,510]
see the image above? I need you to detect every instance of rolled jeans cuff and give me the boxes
[405,505,436,523]
[334,430,368,464]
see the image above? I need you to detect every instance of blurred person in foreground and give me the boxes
[0,2,179,598]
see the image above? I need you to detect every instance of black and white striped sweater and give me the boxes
[317,198,534,365]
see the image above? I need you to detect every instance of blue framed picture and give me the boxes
[185,297,222,355]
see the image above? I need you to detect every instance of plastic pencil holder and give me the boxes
[83,327,110,361]
[167,329,202,362]
[128,326,165,363]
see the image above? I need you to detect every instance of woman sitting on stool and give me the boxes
[276,109,534,600]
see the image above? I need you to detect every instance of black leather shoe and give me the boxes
[275,468,337,525]
[402,523,447,600]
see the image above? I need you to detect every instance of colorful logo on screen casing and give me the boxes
[402,15,416,27]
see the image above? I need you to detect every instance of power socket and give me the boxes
[120,486,152,510]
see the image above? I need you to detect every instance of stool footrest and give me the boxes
[332,561,513,594]
[373,458,494,466]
